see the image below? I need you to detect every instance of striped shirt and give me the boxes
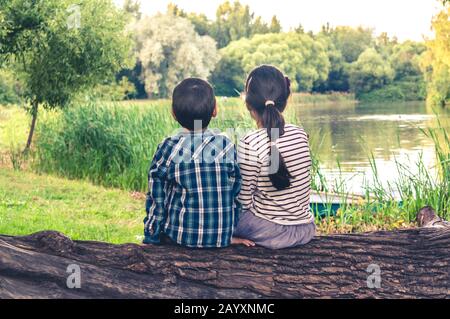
[144,130,241,248]
[238,124,314,225]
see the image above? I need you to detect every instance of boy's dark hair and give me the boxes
[172,78,216,131]
[245,65,292,191]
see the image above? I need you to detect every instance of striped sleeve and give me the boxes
[237,138,261,211]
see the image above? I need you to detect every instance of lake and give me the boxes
[296,101,450,196]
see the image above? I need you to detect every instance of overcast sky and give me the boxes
[115,0,442,41]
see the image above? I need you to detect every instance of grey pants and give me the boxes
[234,211,316,249]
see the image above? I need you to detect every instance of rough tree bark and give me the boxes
[0,227,449,299]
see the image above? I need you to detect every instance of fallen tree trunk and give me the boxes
[0,228,449,299]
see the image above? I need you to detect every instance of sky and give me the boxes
[115,0,443,41]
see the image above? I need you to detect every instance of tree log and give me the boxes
[0,228,449,299]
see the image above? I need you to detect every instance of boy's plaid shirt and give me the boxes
[144,130,242,248]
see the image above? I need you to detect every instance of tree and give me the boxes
[313,32,349,92]
[133,13,220,98]
[374,32,398,58]
[213,1,281,48]
[421,4,450,107]
[214,1,253,48]
[390,41,426,80]
[0,0,132,151]
[269,16,282,33]
[213,32,330,94]
[209,55,244,96]
[329,26,374,63]
[167,3,212,36]
[123,0,141,20]
[348,48,394,97]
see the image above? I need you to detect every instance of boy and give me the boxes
[143,78,242,248]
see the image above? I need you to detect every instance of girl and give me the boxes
[232,65,315,249]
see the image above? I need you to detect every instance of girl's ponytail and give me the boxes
[245,65,292,190]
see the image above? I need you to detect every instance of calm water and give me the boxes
[296,101,450,195]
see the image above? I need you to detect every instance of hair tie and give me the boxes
[265,100,275,107]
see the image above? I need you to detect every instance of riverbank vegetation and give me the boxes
[1,101,448,242]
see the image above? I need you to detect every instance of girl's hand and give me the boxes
[231,237,256,247]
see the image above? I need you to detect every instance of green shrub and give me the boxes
[359,77,426,102]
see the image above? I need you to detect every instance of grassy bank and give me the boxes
[0,168,143,243]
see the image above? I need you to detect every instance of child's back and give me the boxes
[144,79,241,248]
[239,124,313,225]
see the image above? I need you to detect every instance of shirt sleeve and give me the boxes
[237,138,261,211]
[231,144,242,227]
[143,141,170,244]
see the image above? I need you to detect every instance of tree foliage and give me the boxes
[421,5,450,106]
[390,41,426,80]
[0,0,133,149]
[214,32,330,94]
[0,0,132,107]
[348,48,395,96]
[328,26,374,63]
[133,13,220,98]
[168,1,282,49]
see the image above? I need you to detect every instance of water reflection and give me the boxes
[296,101,450,194]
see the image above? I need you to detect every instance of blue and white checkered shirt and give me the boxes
[144,130,242,248]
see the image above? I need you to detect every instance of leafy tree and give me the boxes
[167,3,212,36]
[0,0,133,151]
[313,32,349,92]
[348,48,394,96]
[269,16,282,33]
[209,55,244,96]
[212,1,281,48]
[390,41,426,80]
[214,32,330,94]
[329,26,374,63]
[133,13,220,98]
[421,4,450,106]
[214,1,252,48]
[123,0,141,20]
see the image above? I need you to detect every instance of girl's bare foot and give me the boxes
[231,237,256,247]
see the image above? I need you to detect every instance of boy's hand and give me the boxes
[231,237,256,247]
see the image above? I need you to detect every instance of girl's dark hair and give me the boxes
[245,65,292,190]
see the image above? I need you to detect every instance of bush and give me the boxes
[359,77,426,102]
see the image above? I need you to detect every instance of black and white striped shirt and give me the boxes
[238,124,314,225]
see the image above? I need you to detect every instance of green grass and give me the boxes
[0,168,144,243]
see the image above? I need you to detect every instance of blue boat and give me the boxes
[310,191,365,218]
